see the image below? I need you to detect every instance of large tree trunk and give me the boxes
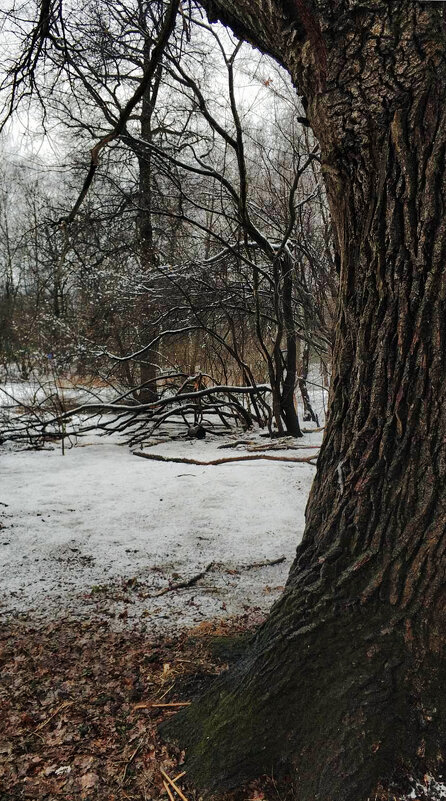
[163,3,446,800]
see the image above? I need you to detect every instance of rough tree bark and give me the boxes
[280,251,302,437]
[299,340,319,424]
[163,3,446,800]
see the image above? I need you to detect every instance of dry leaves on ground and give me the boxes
[0,613,263,801]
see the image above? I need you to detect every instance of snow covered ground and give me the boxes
[0,428,322,632]
[0,376,117,411]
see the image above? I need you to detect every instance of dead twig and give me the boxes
[121,742,143,785]
[164,780,176,801]
[161,768,190,801]
[34,701,73,732]
[152,702,191,708]
[152,563,214,597]
[157,682,175,701]
[133,701,191,709]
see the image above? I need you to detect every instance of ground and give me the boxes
[0,613,268,800]
[0,411,321,800]
[0,431,319,628]
[2,386,443,800]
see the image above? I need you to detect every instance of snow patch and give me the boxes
[0,430,322,631]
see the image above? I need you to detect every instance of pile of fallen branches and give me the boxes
[0,372,273,448]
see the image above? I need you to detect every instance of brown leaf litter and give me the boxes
[0,613,269,801]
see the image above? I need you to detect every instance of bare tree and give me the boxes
[2,3,334,439]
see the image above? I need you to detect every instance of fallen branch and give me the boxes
[161,769,190,801]
[217,439,254,449]
[302,426,325,433]
[243,556,286,569]
[121,743,143,785]
[133,451,319,467]
[43,383,272,420]
[247,443,320,452]
[151,702,191,708]
[219,439,321,452]
[152,563,214,597]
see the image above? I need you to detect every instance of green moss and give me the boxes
[206,633,252,663]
